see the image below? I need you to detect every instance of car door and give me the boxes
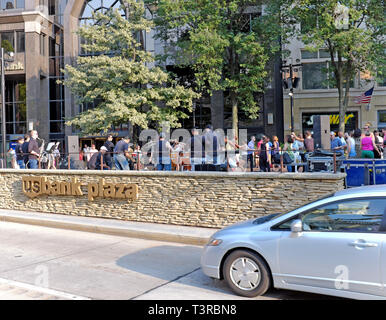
[381,208,386,296]
[274,197,385,297]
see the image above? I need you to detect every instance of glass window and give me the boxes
[319,49,331,59]
[50,101,63,121]
[1,0,14,9]
[40,34,46,56]
[378,110,386,129]
[302,62,328,89]
[274,198,385,233]
[301,50,318,59]
[300,199,384,233]
[50,121,64,133]
[16,0,24,8]
[48,0,55,15]
[1,32,15,53]
[16,31,25,53]
[3,80,26,135]
[377,72,386,87]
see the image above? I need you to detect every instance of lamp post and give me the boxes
[281,62,302,132]
[1,47,14,168]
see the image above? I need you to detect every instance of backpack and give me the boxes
[272,153,281,164]
[283,152,293,164]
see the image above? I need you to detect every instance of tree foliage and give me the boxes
[148,0,283,132]
[61,0,199,135]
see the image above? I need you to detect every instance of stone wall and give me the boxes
[0,170,346,228]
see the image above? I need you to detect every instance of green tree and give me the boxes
[282,0,385,132]
[1,39,14,53]
[149,0,283,135]
[61,0,199,135]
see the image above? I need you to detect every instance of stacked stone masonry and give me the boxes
[0,170,346,228]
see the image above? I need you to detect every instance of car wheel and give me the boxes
[223,249,271,298]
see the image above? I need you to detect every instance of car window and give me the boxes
[301,199,384,233]
[272,198,385,233]
[258,193,335,226]
[273,216,299,230]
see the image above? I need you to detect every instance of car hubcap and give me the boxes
[229,257,261,291]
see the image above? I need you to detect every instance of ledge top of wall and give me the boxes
[0,169,346,180]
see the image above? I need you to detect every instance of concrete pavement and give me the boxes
[0,209,218,246]
[0,219,331,300]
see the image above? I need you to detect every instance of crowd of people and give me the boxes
[245,126,386,173]
[6,130,60,169]
[80,135,141,170]
[6,125,386,172]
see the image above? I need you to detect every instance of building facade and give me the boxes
[283,38,386,138]
[0,0,285,154]
[1,1,384,156]
[0,0,65,152]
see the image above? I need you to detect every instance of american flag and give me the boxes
[354,86,374,104]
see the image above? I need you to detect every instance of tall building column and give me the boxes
[24,13,49,141]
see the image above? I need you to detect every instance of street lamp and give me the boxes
[281,61,302,132]
[1,47,14,168]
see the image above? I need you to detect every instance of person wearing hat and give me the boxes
[15,136,25,169]
[330,131,344,155]
[95,146,111,170]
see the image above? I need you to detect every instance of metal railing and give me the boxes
[1,148,349,173]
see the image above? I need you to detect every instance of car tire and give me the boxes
[223,249,271,298]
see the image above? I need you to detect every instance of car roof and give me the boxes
[335,185,386,197]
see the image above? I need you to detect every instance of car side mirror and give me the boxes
[290,219,303,233]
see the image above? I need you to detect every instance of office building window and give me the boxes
[48,27,65,139]
[2,80,27,135]
[302,61,355,90]
[48,0,55,15]
[301,49,337,60]
[1,32,15,53]
[1,0,24,9]
[301,50,317,59]
[79,0,126,55]
[40,34,46,56]
[16,31,24,53]
[378,110,386,129]
[0,31,25,53]
[302,62,328,89]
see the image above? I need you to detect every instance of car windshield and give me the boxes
[252,192,335,224]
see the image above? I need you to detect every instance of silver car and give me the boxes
[201,185,386,300]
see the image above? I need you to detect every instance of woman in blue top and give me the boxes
[345,131,356,158]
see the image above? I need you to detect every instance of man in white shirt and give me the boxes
[87,144,98,162]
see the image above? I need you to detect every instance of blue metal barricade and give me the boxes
[343,159,386,187]
[374,159,386,185]
[343,159,374,187]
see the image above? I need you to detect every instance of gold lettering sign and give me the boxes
[5,61,24,71]
[22,177,138,202]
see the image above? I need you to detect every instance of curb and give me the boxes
[0,211,217,246]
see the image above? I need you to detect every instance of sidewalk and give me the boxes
[0,209,218,246]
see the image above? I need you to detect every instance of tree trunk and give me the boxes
[230,91,238,141]
[338,88,346,133]
[337,55,345,134]
[341,63,352,134]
